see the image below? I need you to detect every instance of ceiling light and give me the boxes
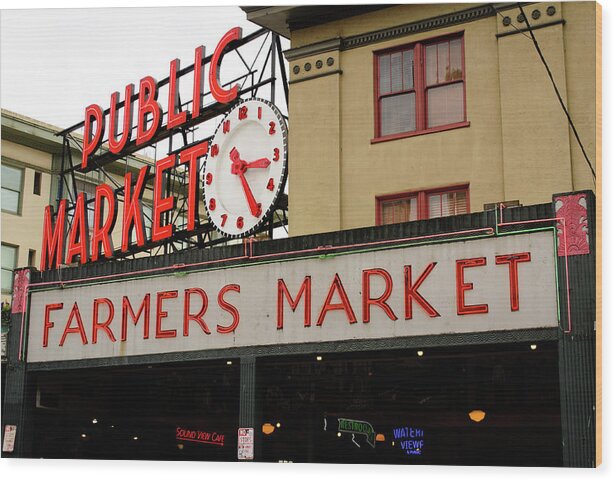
[468,410,486,423]
[530,344,537,350]
[316,355,323,361]
[417,350,424,357]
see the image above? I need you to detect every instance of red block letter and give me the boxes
[317,274,357,326]
[362,268,397,323]
[136,76,162,145]
[82,104,105,169]
[192,46,205,119]
[217,284,240,334]
[167,59,187,130]
[108,84,134,154]
[121,294,151,341]
[178,141,209,231]
[152,155,177,242]
[156,290,178,339]
[60,302,88,346]
[91,184,118,262]
[43,303,63,347]
[92,298,116,344]
[404,263,440,320]
[277,277,311,329]
[121,166,150,251]
[184,288,210,336]
[456,257,489,315]
[65,192,90,265]
[209,27,242,104]
[40,200,67,271]
[495,252,532,312]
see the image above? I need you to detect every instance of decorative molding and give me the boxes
[11,270,30,314]
[288,69,343,85]
[554,193,590,256]
[342,4,496,50]
[495,19,565,38]
[284,4,507,61]
[284,37,342,61]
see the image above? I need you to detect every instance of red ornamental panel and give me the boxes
[11,270,30,314]
[554,193,590,256]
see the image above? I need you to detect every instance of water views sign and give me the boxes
[27,231,558,363]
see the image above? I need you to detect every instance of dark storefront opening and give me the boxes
[29,359,240,461]
[26,341,562,465]
[256,342,562,466]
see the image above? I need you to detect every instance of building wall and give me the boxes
[2,140,54,301]
[286,3,596,236]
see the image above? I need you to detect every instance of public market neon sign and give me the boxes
[40,27,243,271]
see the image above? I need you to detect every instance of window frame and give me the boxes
[372,31,469,143]
[1,243,19,294]
[376,184,470,225]
[1,161,25,215]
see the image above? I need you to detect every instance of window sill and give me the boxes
[371,120,470,144]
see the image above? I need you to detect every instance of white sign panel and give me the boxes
[237,428,254,460]
[27,232,558,363]
[3,425,17,452]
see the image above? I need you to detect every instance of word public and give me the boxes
[40,27,243,271]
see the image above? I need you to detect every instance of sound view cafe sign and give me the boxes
[30,27,558,363]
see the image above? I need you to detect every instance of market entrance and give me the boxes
[29,359,240,461]
[256,342,562,466]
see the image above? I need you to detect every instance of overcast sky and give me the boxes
[0,4,289,132]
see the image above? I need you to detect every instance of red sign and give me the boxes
[40,28,243,272]
[176,426,225,446]
[237,428,254,460]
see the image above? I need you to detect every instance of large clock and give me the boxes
[202,98,288,238]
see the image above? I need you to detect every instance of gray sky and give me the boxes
[0,5,289,132]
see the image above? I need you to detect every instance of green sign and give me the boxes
[337,418,376,447]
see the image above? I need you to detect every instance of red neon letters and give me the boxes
[43,285,241,348]
[43,29,243,271]
[81,28,242,170]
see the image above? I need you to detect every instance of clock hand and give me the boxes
[237,170,262,217]
[245,158,270,169]
[229,147,245,176]
[229,147,241,165]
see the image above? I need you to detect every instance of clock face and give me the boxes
[202,98,288,238]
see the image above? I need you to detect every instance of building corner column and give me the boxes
[552,191,596,467]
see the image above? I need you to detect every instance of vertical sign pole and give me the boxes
[239,356,256,460]
[2,268,33,457]
[270,33,277,105]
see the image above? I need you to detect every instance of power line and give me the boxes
[517,3,596,184]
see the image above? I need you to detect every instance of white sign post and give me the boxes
[238,427,254,460]
[2,425,17,453]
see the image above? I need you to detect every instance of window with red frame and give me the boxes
[375,34,465,139]
[377,186,469,225]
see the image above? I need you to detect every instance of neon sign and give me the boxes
[176,426,225,446]
[392,426,424,456]
[40,27,246,271]
[338,418,376,448]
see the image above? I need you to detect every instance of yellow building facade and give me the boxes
[1,110,159,303]
[245,2,598,237]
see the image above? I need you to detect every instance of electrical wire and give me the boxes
[517,3,596,184]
